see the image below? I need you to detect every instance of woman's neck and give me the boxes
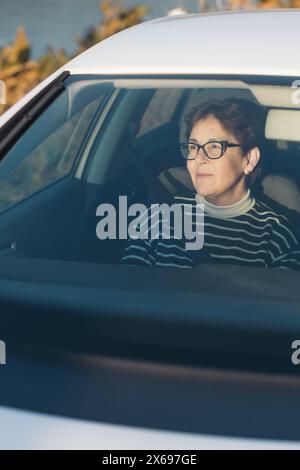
[205,178,248,206]
[196,189,255,219]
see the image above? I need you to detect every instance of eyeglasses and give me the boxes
[179,140,242,160]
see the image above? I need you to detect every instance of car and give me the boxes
[0,8,300,450]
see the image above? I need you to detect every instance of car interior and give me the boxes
[1,76,300,268]
[78,80,300,265]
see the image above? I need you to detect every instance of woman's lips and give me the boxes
[197,172,213,177]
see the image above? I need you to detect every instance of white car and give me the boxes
[0,9,300,450]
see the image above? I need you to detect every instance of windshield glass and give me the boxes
[0,75,300,275]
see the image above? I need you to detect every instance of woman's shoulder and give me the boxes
[253,197,295,224]
[253,197,299,245]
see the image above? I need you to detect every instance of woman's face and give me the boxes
[187,115,251,205]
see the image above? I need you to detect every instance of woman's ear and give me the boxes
[244,147,260,175]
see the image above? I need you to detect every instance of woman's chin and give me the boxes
[195,187,213,198]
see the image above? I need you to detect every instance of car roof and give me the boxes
[66,9,300,77]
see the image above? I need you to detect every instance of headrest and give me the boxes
[261,174,300,213]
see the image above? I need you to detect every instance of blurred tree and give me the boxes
[76,0,148,52]
[0,1,148,114]
[1,0,299,115]
[197,0,208,11]
[0,27,31,69]
[38,46,70,80]
[227,0,253,8]
[0,28,37,113]
[225,0,300,8]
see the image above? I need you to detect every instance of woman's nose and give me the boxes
[195,147,210,163]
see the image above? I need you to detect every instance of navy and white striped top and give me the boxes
[121,195,300,270]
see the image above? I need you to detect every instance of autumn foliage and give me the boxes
[0,0,148,115]
[0,0,298,115]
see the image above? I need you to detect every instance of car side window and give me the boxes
[0,83,108,213]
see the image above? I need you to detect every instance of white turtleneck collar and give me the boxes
[195,189,255,219]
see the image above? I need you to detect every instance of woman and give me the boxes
[122,97,300,270]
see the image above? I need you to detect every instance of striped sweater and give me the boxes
[121,195,300,270]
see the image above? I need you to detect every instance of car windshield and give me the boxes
[0,74,300,275]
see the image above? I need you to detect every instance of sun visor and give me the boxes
[265,109,300,142]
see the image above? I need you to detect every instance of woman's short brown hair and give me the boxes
[185,97,267,188]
